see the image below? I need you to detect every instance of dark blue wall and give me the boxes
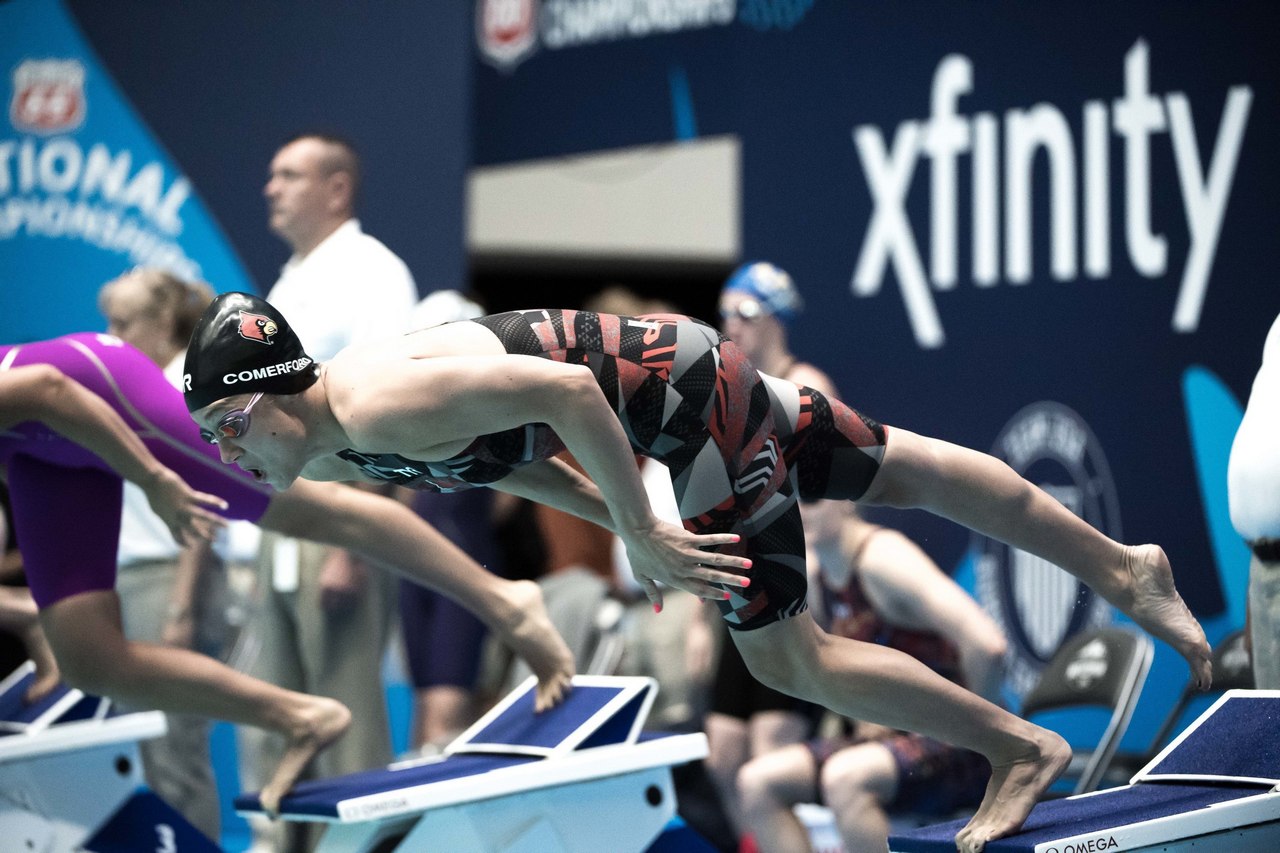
[469,0,1277,710]
[65,0,471,296]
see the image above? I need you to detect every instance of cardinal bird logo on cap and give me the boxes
[237,311,278,344]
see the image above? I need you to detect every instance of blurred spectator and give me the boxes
[706,261,839,838]
[243,132,416,852]
[718,261,836,391]
[98,267,225,840]
[737,500,1005,853]
[1228,311,1280,688]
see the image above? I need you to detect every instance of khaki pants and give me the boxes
[1249,553,1280,689]
[116,560,225,842]
[237,532,396,852]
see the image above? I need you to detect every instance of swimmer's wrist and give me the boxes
[136,462,171,492]
[618,511,659,537]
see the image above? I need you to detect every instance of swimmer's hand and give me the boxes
[143,467,229,545]
[621,519,751,613]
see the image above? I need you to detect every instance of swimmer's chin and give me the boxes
[263,470,301,491]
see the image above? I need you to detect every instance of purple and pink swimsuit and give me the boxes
[0,334,271,608]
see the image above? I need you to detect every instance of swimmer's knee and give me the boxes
[733,620,821,697]
[52,643,120,696]
[820,745,896,809]
[736,644,798,695]
[738,754,789,811]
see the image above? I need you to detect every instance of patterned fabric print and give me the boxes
[788,388,886,502]
[335,422,566,493]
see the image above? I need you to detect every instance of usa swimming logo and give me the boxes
[476,0,736,71]
[974,402,1118,697]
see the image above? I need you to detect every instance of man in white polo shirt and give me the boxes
[243,132,416,853]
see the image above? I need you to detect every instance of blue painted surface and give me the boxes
[669,66,698,140]
[0,0,255,343]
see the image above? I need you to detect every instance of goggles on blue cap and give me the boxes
[722,262,803,325]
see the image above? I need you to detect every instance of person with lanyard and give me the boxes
[186,291,1211,853]
[247,135,417,839]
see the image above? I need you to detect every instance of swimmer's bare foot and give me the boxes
[258,696,351,817]
[955,728,1072,853]
[0,587,59,703]
[1112,545,1212,690]
[497,579,575,711]
[22,624,61,704]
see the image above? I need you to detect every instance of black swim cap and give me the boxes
[183,292,319,412]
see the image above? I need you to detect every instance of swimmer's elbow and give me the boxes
[544,364,605,418]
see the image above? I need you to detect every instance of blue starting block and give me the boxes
[890,689,1280,853]
[0,660,219,852]
[236,675,709,853]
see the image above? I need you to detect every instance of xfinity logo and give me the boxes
[851,39,1253,349]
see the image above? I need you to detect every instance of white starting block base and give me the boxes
[890,690,1280,853]
[0,661,168,852]
[237,675,708,853]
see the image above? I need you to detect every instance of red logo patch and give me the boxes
[476,0,538,70]
[10,59,87,134]
[237,311,278,345]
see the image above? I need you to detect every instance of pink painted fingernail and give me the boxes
[722,591,732,600]
[732,535,741,543]
[741,578,751,588]
[653,603,662,614]
[743,560,753,569]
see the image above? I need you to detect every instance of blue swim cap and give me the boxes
[723,262,803,325]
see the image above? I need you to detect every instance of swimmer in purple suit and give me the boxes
[0,332,574,815]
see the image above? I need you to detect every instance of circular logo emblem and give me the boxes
[974,402,1120,697]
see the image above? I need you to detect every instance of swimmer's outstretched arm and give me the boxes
[0,365,227,543]
[861,426,1212,688]
[331,352,752,611]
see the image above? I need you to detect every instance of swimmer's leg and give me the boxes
[40,589,349,816]
[261,480,574,710]
[732,612,1071,853]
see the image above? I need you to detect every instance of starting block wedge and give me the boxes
[0,661,183,853]
[235,675,709,853]
[890,689,1280,853]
